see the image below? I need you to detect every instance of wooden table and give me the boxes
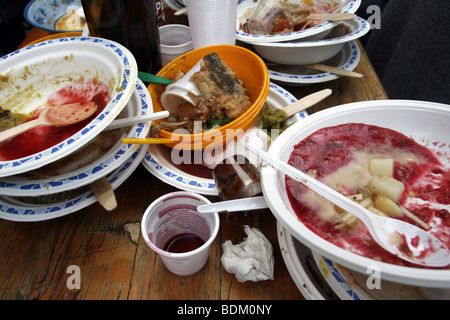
[0,6,387,301]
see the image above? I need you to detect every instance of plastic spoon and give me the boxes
[105,110,169,131]
[197,196,268,214]
[245,144,450,268]
[0,102,97,144]
[138,71,173,85]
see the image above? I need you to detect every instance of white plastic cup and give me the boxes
[159,24,193,67]
[247,0,282,35]
[141,191,220,276]
[185,0,237,49]
[161,60,202,113]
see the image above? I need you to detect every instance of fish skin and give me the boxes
[202,53,237,94]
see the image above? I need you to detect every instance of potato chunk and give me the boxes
[374,195,403,217]
[369,158,394,177]
[368,176,405,202]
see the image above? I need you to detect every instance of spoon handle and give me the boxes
[305,64,363,78]
[105,111,169,131]
[308,13,356,21]
[245,144,372,225]
[197,196,268,214]
[138,71,173,85]
[0,116,46,144]
[282,89,332,117]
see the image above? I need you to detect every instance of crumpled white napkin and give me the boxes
[221,225,274,282]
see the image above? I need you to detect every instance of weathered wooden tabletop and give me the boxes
[0,5,388,300]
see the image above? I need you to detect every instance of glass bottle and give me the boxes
[82,0,162,74]
[213,154,270,223]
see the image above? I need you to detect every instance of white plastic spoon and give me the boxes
[197,196,268,214]
[245,144,450,268]
[105,110,169,131]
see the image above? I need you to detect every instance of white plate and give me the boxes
[236,0,361,43]
[0,145,147,222]
[0,37,137,178]
[142,82,307,195]
[261,100,450,288]
[278,221,335,300]
[311,252,440,300]
[0,79,152,197]
[24,0,85,33]
[267,40,360,86]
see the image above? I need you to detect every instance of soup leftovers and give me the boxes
[286,123,449,268]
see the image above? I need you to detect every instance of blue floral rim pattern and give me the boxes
[0,146,147,222]
[24,0,84,33]
[0,79,151,196]
[142,82,307,195]
[268,40,360,84]
[0,37,137,178]
[236,0,361,43]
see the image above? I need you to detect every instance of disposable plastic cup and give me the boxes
[141,191,220,276]
[247,0,283,35]
[160,60,202,113]
[185,0,237,49]
[159,24,193,67]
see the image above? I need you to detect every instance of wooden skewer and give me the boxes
[174,7,187,16]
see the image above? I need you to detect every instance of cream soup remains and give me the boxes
[286,123,450,268]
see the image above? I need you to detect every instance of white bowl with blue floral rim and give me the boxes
[0,79,151,197]
[24,0,85,33]
[261,99,450,289]
[0,36,137,178]
[251,16,369,65]
[142,82,308,196]
[236,0,361,43]
[0,145,147,222]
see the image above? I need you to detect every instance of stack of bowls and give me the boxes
[263,100,450,299]
[0,37,153,221]
[236,0,369,85]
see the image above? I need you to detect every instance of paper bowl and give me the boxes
[252,16,370,65]
[0,37,137,177]
[148,44,270,150]
[24,0,85,33]
[236,0,361,43]
[261,100,450,289]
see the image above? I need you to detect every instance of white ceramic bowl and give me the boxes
[24,0,85,33]
[252,16,369,65]
[0,37,138,177]
[261,100,450,289]
[236,0,361,43]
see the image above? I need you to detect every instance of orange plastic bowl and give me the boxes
[148,44,270,150]
[25,32,83,47]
